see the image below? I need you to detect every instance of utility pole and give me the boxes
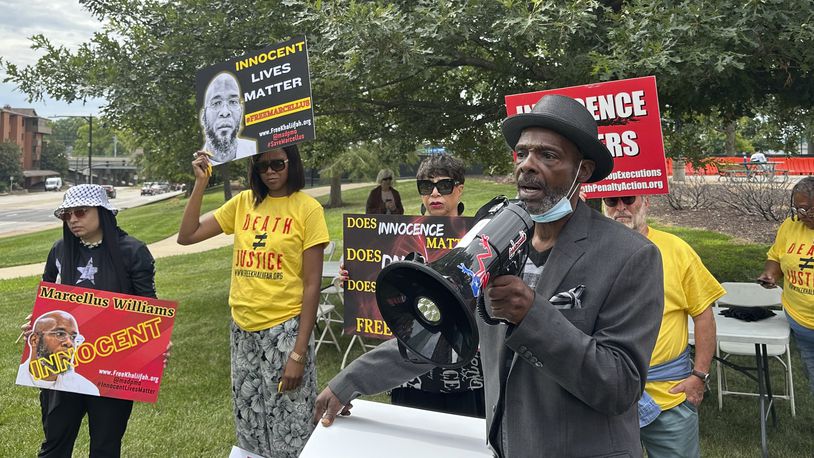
[88,116,93,184]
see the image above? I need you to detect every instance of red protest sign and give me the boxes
[16,282,176,403]
[505,76,668,198]
[342,214,476,339]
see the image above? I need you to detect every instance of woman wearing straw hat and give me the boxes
[24,184,156,457]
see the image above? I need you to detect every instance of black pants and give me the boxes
[38,390,133,458]
[390,387,486,418]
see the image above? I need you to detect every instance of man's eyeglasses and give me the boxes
[253,159,288,173]
[41,330,82,343]
[792,206,814,217]
[381,177,393,182]
[56,207,91,222]
[417,178,459,196]
[602,196,637,207]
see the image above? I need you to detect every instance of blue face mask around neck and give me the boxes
[529,161,582,223]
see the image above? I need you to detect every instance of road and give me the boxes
[0,187,183,237]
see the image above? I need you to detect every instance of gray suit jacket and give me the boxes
[330,202,664,457]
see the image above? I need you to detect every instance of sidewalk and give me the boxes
[0,183,370,281]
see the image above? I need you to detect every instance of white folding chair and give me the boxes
[715,282,795,417]
[323,240,339,261]
[315,276,344,354]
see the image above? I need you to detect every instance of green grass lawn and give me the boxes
[1,180,812,456]
[0,187,226,269]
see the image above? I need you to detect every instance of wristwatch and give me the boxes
[691,369,710,383]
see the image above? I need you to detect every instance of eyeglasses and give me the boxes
[417,178,459,196]
[56,207,91,222]
[792,206,814,217]
[381,177,393,182]
[41,330,82,343]
[602,196,638,207]
[253,159,288,173]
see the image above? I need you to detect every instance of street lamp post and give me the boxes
[51,115,93,184]
[88,116,93,184]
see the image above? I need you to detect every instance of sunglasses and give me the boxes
[602,196,637,207]
[57,207,91,222]
[417,178,459,196]
[253,158,288,173]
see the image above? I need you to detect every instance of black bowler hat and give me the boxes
[501,94,613,183]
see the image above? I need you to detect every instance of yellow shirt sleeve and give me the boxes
[213,191,246,235]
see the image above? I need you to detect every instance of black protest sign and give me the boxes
[195,36,315,165]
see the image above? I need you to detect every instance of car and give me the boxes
[101,184,117,199]
[45,177,63,191]
[151,181,170,194]
[140,182,155,196]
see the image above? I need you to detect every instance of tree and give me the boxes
[594,0,814,149]
[0,142,24,192]
[72,123,137,157]
[41,140,69,176]
[5,0,814,204]
[49,117,85,154]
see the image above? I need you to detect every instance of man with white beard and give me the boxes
[200,72,257,164]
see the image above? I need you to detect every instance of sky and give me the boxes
[0,0,105,118]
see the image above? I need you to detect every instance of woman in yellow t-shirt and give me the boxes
[179,146,329,457]
[759,176,814,395]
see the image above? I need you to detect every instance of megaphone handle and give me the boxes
[477,294,506,326]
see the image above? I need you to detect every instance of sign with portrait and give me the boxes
[195,35,315,165]
[505,76,668,198]
[342,214,475,339]
[16,282,176,403]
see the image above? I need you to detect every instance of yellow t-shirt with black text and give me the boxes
[646,227,725,410]
[214,190,329,331]
[767,218,814,328]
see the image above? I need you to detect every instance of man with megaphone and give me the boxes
[314,95,664,458]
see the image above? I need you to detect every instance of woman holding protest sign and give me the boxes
[18,184,157,457]
[179,146,328,457]
[339,154,486,418]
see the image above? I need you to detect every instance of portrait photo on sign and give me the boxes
[199,71,258,165]
[17,310,100,396]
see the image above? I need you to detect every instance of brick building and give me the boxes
[0,105,53,187]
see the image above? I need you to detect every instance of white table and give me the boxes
[690,306,790,458]
[302,400,491,457]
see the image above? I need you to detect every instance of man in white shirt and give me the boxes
[16,310,99,396]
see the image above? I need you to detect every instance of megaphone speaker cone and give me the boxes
[376,260,479,369]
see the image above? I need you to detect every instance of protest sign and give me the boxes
[196,35,315,165]
[16,282,176,403]
[342,214,475,339]
[505,76,667,198]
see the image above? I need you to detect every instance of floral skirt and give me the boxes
[230,318,316,457]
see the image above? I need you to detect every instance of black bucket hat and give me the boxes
[501,94,613,183]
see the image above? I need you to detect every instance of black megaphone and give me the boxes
[375,196,533,368]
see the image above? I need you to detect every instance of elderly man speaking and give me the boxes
[314,95,664,457]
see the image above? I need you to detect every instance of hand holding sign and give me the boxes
[192,151,213,178]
